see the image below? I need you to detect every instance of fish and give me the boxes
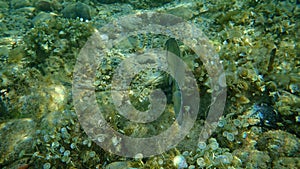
[165,38,184,125]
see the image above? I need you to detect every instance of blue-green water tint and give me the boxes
[0,0,299,168]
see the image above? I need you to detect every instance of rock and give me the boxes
[95,0,124,4]
[105,161,131,169]
[35,0,61,12]
[233,149,271,168]
[257,130,300,158]
[0,118,36,165]
[273,157,300,169]
[11,0,30,9]
[128,0,173,9]
[61,2,92,20]
[32,11,54,25]
[166,5,196,20]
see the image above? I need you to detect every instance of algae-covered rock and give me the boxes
[35,0,61,12]
[95,0,126,4]
[128,0,173,9]
[25,16,94,67]
[0,118,36,166]
[166,5,196,20]
[105,161,131,169]
[233,149,271,169]
[32,11,54,26]
[257,130,300,158]
[273,157,300,169]
[31,110,104,168]
[11,0,30,9]
[62,2,93,20]
[8,46,25,64]
[35,0,52,11]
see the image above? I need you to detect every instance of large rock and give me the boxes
[257,130,300,158]
[0,118,36,166]
[62,2,92,20]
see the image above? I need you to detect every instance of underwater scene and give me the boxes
[0,0,299,168]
